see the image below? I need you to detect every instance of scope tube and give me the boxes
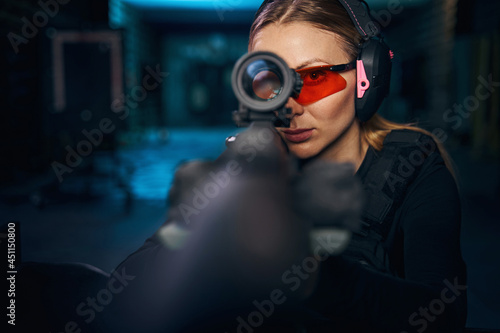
[231,51,302,113]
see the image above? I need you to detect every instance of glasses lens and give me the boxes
[294,66,347,105]
[243,59,284,102]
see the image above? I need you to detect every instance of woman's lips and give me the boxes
[282,128,314,143]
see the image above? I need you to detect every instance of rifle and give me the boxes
[149,51,364,331]
[105,52,364,333]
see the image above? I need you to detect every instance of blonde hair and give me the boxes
[363,114,456,178]
[250,0,456,177]
[249,0,362,58]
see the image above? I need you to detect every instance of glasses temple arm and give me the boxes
[329,61,357,72]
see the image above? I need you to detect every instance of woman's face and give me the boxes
[252,23,358,161]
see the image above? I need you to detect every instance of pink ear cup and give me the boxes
[357,60,370,99]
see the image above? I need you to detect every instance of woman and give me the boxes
[101,1,467,332]
[242,0,467,332]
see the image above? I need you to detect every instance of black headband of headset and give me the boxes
[337,0,380,40]
[255,0,381,40]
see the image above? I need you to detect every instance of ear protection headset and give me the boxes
[254,0,393,122]
[337,0,393,122]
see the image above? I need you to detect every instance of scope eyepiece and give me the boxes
[231,51,302,127]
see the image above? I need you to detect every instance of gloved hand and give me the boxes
[140,123,308,332]
[292,160,364,256]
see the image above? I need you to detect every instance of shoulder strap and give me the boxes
[359,129,436,239]
[344,129,438,274]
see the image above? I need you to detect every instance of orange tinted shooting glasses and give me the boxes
[294,61,356,105]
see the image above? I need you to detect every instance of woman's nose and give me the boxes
[285,97,305,118]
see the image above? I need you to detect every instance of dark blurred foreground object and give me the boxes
[12,123,364,333]
[13,260,500,333]
[96,122,363,333]
[15,262,109,332]
[10,124,500,332]
[11,214,497,333]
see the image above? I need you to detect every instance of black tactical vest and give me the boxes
[343,129,440,275]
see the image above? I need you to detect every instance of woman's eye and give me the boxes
[309,72,321,79]
[303,70,327,85]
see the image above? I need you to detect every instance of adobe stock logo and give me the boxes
[401,277,467,333]
[50,268,136,333]
[7,0,71,54]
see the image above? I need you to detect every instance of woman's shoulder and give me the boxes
[358,128,458,223]
[362,128,446,187]
[381,128,453,184]
[382,128,439,152]
[380,129,461,221]
[367,128,452,187]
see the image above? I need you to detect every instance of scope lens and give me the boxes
[243,60,283,101]
[252,71,282,100]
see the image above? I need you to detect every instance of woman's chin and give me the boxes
[287,146,319,160]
